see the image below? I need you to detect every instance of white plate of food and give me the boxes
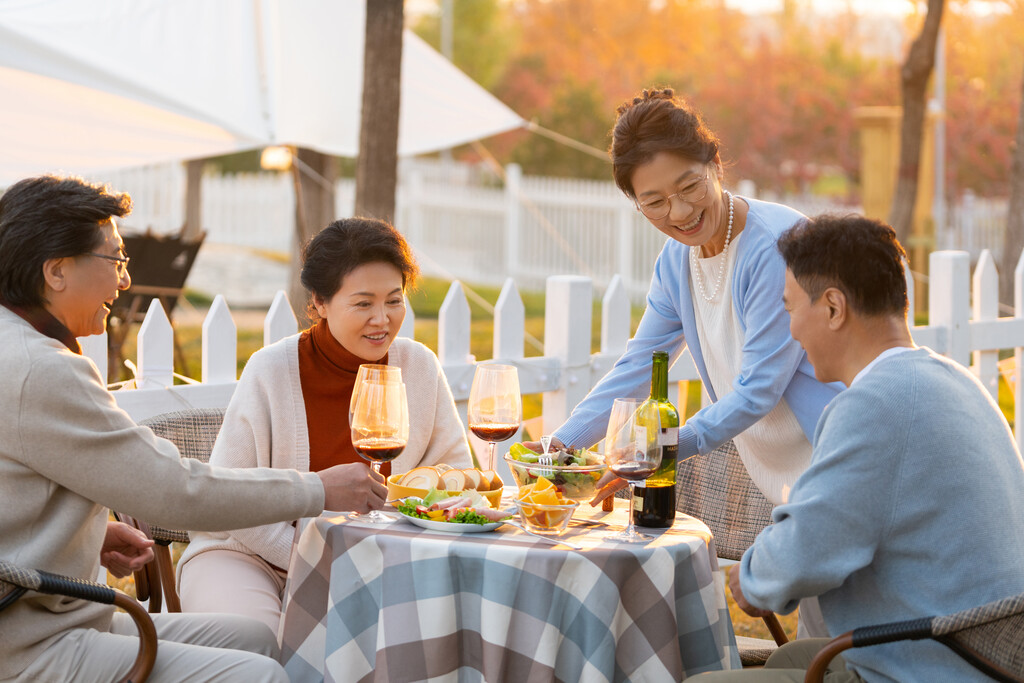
[397,511,507,533]
[394,496,511,533]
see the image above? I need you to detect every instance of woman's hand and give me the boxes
[101,521,155,578]
[520,437,565,453]
[317,462,388,512]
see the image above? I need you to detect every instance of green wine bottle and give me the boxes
[633,351,679,527]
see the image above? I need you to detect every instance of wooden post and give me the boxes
[181,159,204,242]
[854,106,936,312]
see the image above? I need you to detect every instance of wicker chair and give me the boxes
[116,407,226,613]
[676,439,789,666]
[0,558,157,683]
[805,592,1024,683]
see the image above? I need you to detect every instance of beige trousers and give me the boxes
[690,638,863,682]
[179,548,288,635]
[3,612,288,683]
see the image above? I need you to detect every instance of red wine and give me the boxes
[632,484,676,528]
[469,423,519,442]
[353,437,405,463]
[610,461,657,481]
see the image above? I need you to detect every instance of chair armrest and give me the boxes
[0,559,157,683]
[804,617,934,683]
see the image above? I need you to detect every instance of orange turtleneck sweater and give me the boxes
[297,319,389,476]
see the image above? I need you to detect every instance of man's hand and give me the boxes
[101,521,155,578]
[317,462,388,513]
[728,566,774,618]
[588,470,628,507]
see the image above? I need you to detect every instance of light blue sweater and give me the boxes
[741,348,1024,682]
[553,198,842,457]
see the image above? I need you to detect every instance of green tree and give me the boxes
[413,0,515,91]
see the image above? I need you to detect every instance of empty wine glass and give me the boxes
[349,364,402,422]
[350,379,409,523]
[603,398,662,543]
[467,363,522,470]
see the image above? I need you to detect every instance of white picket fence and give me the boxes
[83,249,1024,463]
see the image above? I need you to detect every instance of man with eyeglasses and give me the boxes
[0,175,387,682]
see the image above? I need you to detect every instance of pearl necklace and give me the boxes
[690,190,735,303]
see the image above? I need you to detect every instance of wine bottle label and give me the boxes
[659,426,678,448]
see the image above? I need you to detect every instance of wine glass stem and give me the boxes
[625,483,637,535]
[371,462,382,476]
[487,441,496,471]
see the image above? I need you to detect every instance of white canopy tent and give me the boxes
[0,0,524,184]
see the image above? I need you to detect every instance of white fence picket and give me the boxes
[493,279,525,361]
[136,298,174,388]
[399,296,415,339]
[202,295,237,384]
[541,276,593,433]
[601,274,630,355]
[972,251,1000,401]
[265,291,298,347]
[438,282,473,368]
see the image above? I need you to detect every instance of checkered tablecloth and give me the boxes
[279,504,740,682]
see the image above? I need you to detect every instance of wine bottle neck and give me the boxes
[651,355,668,401]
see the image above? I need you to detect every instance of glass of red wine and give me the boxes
[603,398,661,543]
[467,363,522,471]
[350,379,409,523]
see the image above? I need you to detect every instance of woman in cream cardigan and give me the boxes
[179,217,473,632]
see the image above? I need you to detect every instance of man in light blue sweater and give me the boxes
[693,214,1024,682]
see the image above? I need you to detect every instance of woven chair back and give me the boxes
[139,408,226,543]
[934,593,1024,683]
[675,440,774,561]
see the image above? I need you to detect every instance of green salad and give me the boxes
[507,443,605,501]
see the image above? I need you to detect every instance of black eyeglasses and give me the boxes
[88,252,130,277]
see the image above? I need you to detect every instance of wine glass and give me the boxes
[603,398,662,543]
[349,364,402,422]
[350,379,409,523]
[467,363,522,471]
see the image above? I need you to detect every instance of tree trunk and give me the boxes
[354,0,404,221]
[1000,74,1024,307]
[289,147,337,325]
[887,0,944,247]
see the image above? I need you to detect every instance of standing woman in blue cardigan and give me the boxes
[545,88,843,635]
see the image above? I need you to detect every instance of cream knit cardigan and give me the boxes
[180,334,473,573]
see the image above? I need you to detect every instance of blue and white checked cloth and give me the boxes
[280,505,740,682]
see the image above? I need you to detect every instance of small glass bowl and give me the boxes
[513,499,579,535]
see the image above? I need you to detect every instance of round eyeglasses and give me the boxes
[635,168,710,220]
[88,252,130,277]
